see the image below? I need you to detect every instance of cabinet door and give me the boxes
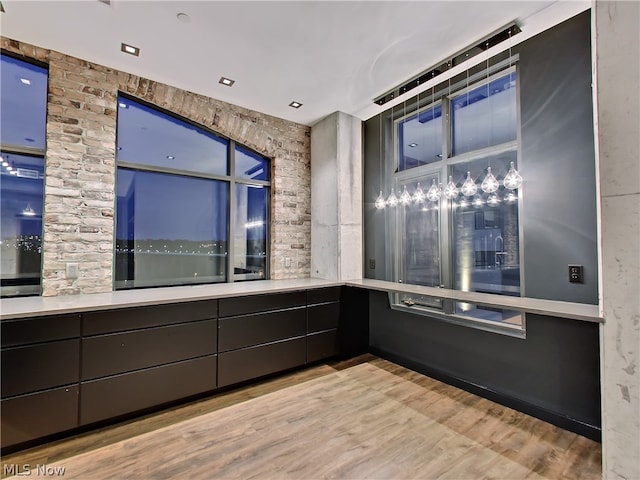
[1,314,80,348]
[1,340,80,398]
[218,308,306,352]
[307,330,339,363]
[218,338,306,387]
[307,302,340,333]
[218,291,306,317]
[1,385,79,449]
[82,320,217,380]
[80,355,217,425]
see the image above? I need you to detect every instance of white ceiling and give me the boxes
[0,0,589,126]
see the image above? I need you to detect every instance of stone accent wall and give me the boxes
[1,37,311,296]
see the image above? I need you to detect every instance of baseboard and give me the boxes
[369,347,601,443]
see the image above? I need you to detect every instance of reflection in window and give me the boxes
[115,169,229,289]
[1,54,48,297]
[236,145,269,181]
[234,184,268,281]
[452,72,517,155]
[398,104,442,171]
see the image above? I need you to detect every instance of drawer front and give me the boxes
[1,314,81,348]
[307,287,341,305]
[80,355,217,426]
[218,337,306,388]
[83,300,218,335]
[218,308,306,352]
[82,319,217,380]
[1,340,80,398]
[218,291,306,317]
[1,385,79,449]
[307,302,340,333]
[307,330,339,363]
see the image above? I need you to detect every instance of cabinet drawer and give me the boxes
[1,385,79,449]
[307,287,341,305]
[307,330,339,363]
[307,302,340,333]
[218,337,306,387]
[218,308,305,352]
[1,339,80,398]
[82,319,217,380]
[80,355,217,425]
[218,291,306,317]
[83,300,218,335]
[1,314,81,348]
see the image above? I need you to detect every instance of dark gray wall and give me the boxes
[364,11,598,304]
[363,12,601,439]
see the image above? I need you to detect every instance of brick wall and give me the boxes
[1,37,311,296]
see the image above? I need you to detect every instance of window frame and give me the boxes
[387,60,527,337]
[0,51,49,298]
[114,93,271,289]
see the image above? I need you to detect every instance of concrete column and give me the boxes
[594,1,640,478]
[310,112,362,281]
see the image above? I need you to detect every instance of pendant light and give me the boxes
[460,171,478,197]
[412,182,425,203]
[503,161,523,190]
[375,112,386,209]
[504,190,518,203]
[22,204,36,216]
[374,191,386,209]
[487,193,501,206]
[426,179,441,202]
[386,188,398,207]
[443,176,459,200]
[481,166,499,193]
[399,185,412,205]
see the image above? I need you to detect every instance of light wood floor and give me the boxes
[1,355,601,479]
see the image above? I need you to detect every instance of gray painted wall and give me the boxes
[363,12,601,436]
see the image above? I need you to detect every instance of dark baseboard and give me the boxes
[369,347,601,443]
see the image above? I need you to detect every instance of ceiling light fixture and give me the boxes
[22,204,36,217]
[219,77,235,87]
[289,101,303,109]
[408,143,418,148]
[20,78,31,85]
[166,155,175,160]
[176,12,191,23]
[121,43,140,56]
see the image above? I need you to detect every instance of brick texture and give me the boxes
[1,37,311,296]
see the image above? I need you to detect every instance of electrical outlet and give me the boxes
[284,257,291,268]
[369,258,376,270]
[568,264,583,283]
[66,262,79,279]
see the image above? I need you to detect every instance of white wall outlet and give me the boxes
[284,257,291,268]
[66,262,79,279]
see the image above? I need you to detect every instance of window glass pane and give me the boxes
[116,97,228,176]
[452,71,517,155]
[451,151,521,325]
[115,169,229,289]
[236,145,269,181]
[0,55,48,150]
[398,104,442,171]
[234,184,268,281]
[1,153,44,296]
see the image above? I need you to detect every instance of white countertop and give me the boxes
[0,278,342,320]
[346,278,603,323]
[0,277,603,323]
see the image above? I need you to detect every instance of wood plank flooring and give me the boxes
[1,355,601,479]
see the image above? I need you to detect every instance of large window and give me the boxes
[115,96,270,289]
[0,54,48,297]
[390,64,523,332]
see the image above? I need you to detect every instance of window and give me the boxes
[390,64,523,333]
[115,95,270,289]
[0,54,48,297]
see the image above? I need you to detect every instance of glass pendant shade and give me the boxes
[426,179,441,202]
[487,193,501,206]
[374,190,386,209]
[472,195,484,207]
[503,161,523,190]
[460,171,478,197]
[386,188,398,207]
[481,166,499,193]
[504,190,518,203]
[412,182,425,204]
[399,185,412,205]
[443,176,459,200]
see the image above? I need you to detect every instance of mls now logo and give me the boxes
[3,464,66,476]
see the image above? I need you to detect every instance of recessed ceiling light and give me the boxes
[166,155,175,160]
[20,78,31,85]
[121,43,140,56]
[176,12,191,23]
[289,101,303,109]
[409,143,418,147]
[219,77,235,87]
